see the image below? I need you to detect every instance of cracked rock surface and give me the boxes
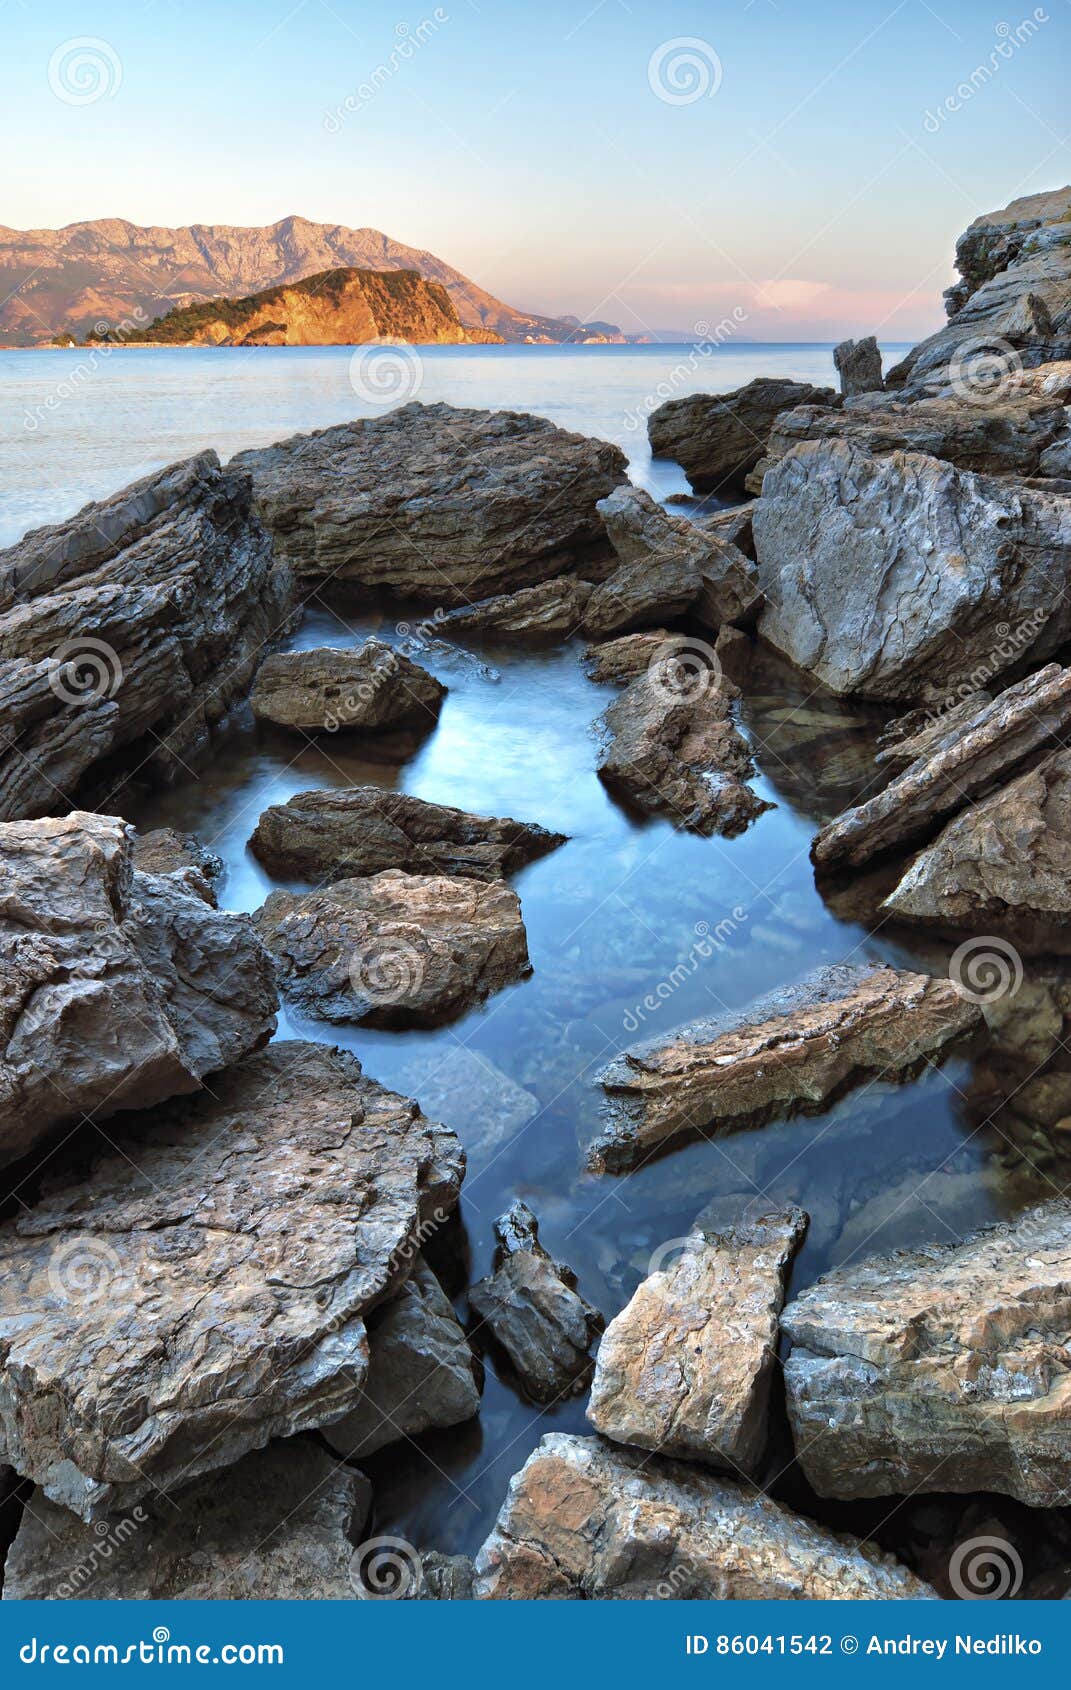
[647,378,838,496]
[0,1041,464,1520]
[250,640,445,733]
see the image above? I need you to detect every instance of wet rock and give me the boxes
[875,693,992,771]
[250,785,565,884]
[436,578,590,641]
[410,1552,476,1600]
[834,335,884,396]
[753,440,1071,700]
[587,1204,807,1473]
[472,1433,936,1598]
[590,963,980,1173]
[597,664,770,836]
[583,629,676,684]
[813,665,1071,869]
[647,379,838,496]
[234,402,627,603]
[254,869,530,1028]
[883,748,1071,951]
[0,811,276,1168]
[782,1199,1071,1506]
[323,1259,479,1458]
[0,1041,463,1520]
[2,1442,371,1600]
[130,826,224,903]
[469,1202,602,1403]
[250,641,445,733]
[0,452,293,821]
[396,1045,539,1159]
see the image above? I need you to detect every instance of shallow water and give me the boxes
[1,342,1059,1572]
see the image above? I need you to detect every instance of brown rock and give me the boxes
[783,1199,1071,1505]
[254,869,530,1028]
[472,1434,937,1598]
[587,1204,807,1473]
[437,578,591,641]
[647,378,838,495]
[130,826,224,903]
[583,629,676,684]
[250,640,445,733]
[590,963,980,1173]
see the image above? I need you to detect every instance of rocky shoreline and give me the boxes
[1,183,1071,1601]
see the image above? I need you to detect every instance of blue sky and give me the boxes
[3,0,1069,337]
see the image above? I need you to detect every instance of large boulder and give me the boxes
[0,812,276,1168]
[249,785,565,884]
[233,402,627,603]
[647,378,838,495]
[2,1442,371,1600]
[250,640,445,733]
[0,1041,463,1519]
[322,1259,479,1458]
[812,664,1071,869]
[752,439,1071,700]
[0,452,293,821]
[472,1434,936,1598]
[587,1204,807,1473]
[590,963,980,1173]
[888,186,1071,390]
[254,869,530,1028]
[782,1199,1071,1505]
[469,1202,602,1403]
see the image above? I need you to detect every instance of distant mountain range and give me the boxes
[0,215,641,347]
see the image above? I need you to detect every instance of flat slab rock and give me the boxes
[647,379,838,496]
[469,1202,602,1403]
[322,1258,479,1458]
[472,1434,936,1598]
[587,1204,807,1474]
[254,869,530,1028]
[233,401,627,603]
[753,438,1071,701]
[249,784,565,884]
[436,578,591,641]
[597,663,770,837]
[3,1441,371,1600]
[0,451,292,821]
[813,664,1071,869]
[782,1199,1071,1506]
[0,812,276,1168]
[0,1041,463,1520]
[590,963,980,1173]
[883,747,1071,951]
[250,640,445,733]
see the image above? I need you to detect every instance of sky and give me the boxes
[3,0,1070,339]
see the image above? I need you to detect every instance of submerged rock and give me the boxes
[469,1202,602,1403]
[2,1442,371,1600]
[254,869,530,1028]
[323,1259,479,1458]
[812,665,1071,869]
[597,662,770,836]
[834,335,884,396]
[437,578,591,641]
[0,1041,463,1519]
[0,812,276,1168]
[249,785,565,884]
[472,1434,936,1598]
[752,440,1071,700]
[250,641,445,733]
[0,452,292,821]
[590,963,980,1173]
[233,402,627,603]
[588,1204,807,1473]
[647,379,838,495]
[782,1199,1071,1506]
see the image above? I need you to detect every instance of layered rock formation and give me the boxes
[469,1202,602,1403]
[590,964,980,1173]
[0,452,292,820]
[254,869,530,1027]
[250,641,445,734]
[647,378,838,495]
[437,579,590,641]
[834,335,883,396]
[782,1200,1071,1505]
[249,785,565,883]
[0,1042,463,1519]
[0,812,276,1167]
[587,1204,807,1473]
[472,1435,936,1598]
[233,403,627,603]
